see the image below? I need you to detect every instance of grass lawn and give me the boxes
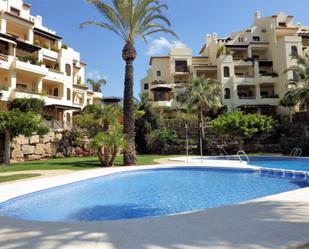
[0,174,41,183]
[0,155,172,173]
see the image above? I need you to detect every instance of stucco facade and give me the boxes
[141,12,309,115]
[0,0,103,128]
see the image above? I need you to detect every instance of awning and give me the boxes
[16,40,41,53]
[0,36,16,45]
[44,104,81,111]
[34,27,62,41]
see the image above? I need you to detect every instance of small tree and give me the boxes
[0,110,49,165]
[210,111,273,150]
[87,78,107,93]
[74,104,126,166]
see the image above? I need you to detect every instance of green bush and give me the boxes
[61,44,68,49]
[9,98,45,114]
[211,111,273,149]
[146,127,177,154]
[280,126,309,156]
[51,45,59,52]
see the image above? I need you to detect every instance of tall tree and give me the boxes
[87,78,107,93]
[81,0,177,165]
[282,54,309,112]
[182,77,223,139]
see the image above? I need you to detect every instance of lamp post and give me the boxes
[185,123,189,164]
[199,122,203,165]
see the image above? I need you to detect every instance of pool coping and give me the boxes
[1,159,309,249]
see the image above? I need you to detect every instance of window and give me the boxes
[144,83,149,90]
[253,36,260,42]
[10,7,20,16]
[175,60,188,72]
[156,71,161,77]
[279,22,287,27]
[53,88,59,97]
[67,88,71,100]
[223,66,230,78]
[238,37,244,42]
[224,88,231,99]
[291,46,298,57]
[293,71,300,82]
[252,55,260,60]
[65,64,71,76]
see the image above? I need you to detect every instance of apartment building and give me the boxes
[141,11,309,115]
[0,0,102,128]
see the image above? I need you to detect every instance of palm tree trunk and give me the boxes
[3,130,10,165]
[122,41,136,166]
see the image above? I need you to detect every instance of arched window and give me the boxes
[53,88,59,97]
[223,66,230,78]
[224,88,231,99]
[291,46,298,57]
[65,64,71,76]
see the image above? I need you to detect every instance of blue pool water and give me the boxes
[249,157,309,171]
[0,167,308,222]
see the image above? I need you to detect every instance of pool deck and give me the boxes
[0,160,309,249]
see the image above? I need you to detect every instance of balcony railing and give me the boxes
[0,53,9,62]
[44,119,73,130]
[48,68,64,74]
[261,94,279,99]
[175,66,189,73]
[235,74,255,78]
[238,96,256,99]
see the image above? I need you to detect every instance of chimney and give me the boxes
[255,10,261,19]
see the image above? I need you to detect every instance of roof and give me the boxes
[199,44,206,55]
[44,104,81,111]
[4,11,34,25]
[34,27,62,41]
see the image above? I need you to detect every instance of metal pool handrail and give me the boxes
[290,148,302,157]
[237,150,250,164]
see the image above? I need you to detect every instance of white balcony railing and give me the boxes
[41,48,58,60]
[14,60,48,76]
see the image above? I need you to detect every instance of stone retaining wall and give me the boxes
[10,130,90,163]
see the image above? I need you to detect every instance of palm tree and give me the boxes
[280,92,298,123]
[87,78,107,93]
[81,0,177,165]
[182,77,223,139]
[282,54,309,113]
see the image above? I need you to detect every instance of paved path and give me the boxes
[0,163,308,249]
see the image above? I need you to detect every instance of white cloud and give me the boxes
[146,37,186,56]
[86,70,107,81]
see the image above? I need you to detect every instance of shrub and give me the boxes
[42,42,49,49]
[51,45,59,52]
[61,44,68,49]
[34,39,41,46]
[146,127,177,154]
[211,111,273,149]
[9,98,45,113]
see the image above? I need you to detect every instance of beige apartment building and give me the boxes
[141,11,309,115]
[0,0,102,128]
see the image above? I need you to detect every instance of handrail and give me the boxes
[290,148,302,157]
[237,150,250,164]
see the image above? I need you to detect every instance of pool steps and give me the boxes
[254,168,309,181]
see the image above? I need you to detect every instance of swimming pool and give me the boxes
[249,156,309,171]
[0,167,308,222]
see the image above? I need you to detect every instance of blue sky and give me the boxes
[28,0,309,98]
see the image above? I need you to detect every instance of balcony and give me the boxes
[0,54,14,69]
[234,75,256,84]
[152,100,173,108]
[13,88,41,99]
[14,59,48,76]
[45,69,66,83]
[41,48,59,60]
